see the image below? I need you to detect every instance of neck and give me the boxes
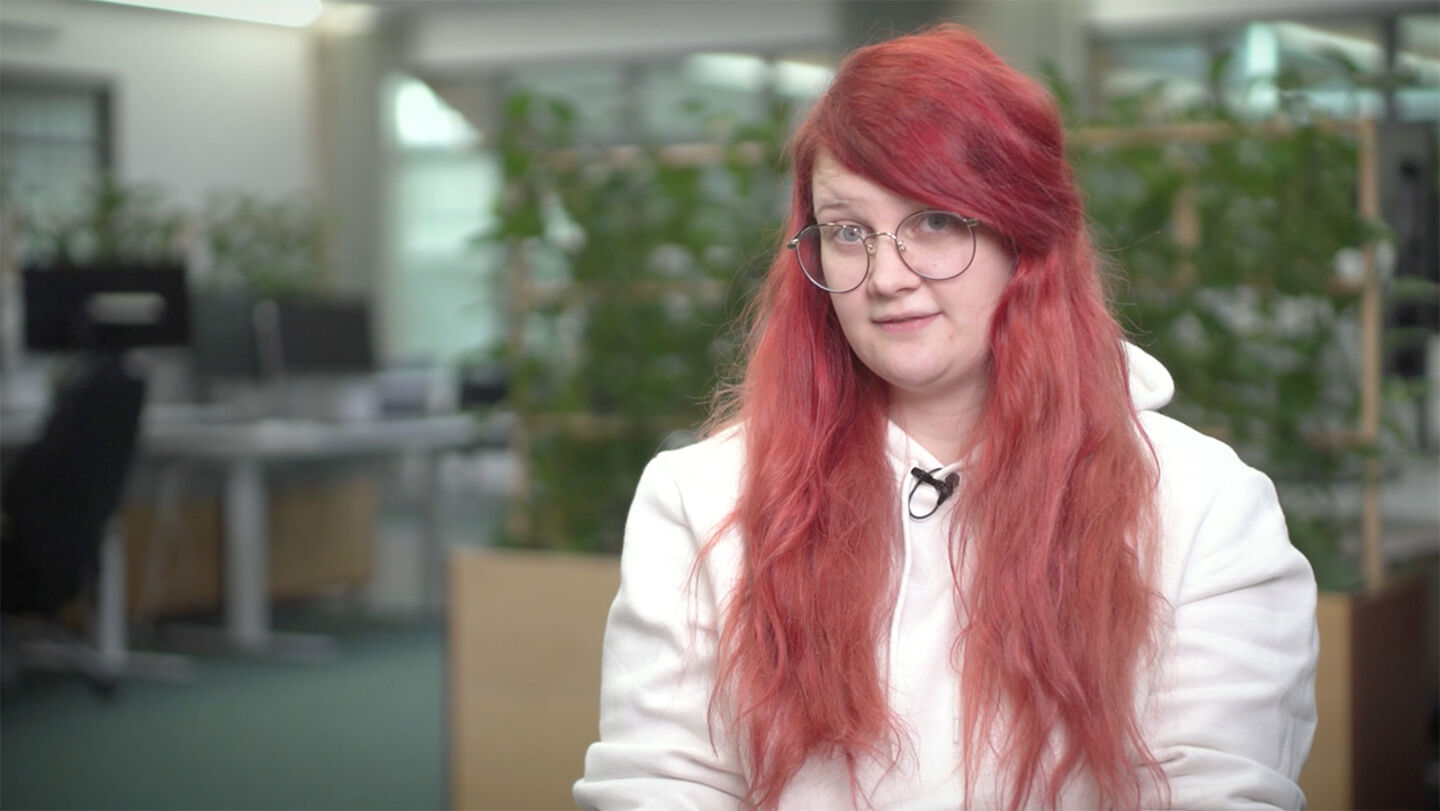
[888,384,986,466]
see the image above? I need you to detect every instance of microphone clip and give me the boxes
[907,466,959,520]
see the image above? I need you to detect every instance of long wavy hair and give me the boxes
[703,24,1164,810]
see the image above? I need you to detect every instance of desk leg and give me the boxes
[160,458,335,662]
[94,526,193,682]
[225,457,269,651]
[151,456,336,662]
[420,451,447,615]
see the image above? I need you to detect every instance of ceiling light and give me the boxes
[88,0,323,28]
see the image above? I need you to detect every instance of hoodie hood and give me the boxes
[1125,342,1175,412]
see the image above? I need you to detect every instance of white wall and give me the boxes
[1089,0,1433,36]
[0,0,317,207]
[399,0,840,74]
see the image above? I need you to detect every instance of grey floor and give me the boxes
[2,614,445,810]
[1,507,471,811]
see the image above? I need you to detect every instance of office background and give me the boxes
[1,1,1437,809]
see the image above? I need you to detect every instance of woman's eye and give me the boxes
[834,225,867,244]
[922,213,954,232]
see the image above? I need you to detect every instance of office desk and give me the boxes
[3,410,487,655]
[156,415,482,653]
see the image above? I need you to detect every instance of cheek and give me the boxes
[970,291,1006,346]
[938,276,1009,354]
[828,294,865,335]
[969,265,1014,323]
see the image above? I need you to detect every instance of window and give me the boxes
[1092,13,1440,122]
[0,73,110,224]
[384,73,500,365]
[383,54,833,366]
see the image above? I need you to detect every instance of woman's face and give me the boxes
[811,153,1014,416]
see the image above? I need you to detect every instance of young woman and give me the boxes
[574,24,1317,810]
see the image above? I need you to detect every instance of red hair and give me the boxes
[704,24,1164,810]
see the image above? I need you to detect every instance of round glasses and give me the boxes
[787,209,981,293]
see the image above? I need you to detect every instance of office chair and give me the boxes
[1,353,190,692]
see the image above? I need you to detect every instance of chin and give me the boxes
[877,368,952,394]
[877,360,986,399]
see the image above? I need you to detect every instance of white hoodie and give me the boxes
[574,345,1318,810]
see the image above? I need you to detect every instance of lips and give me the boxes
[873,312,939,332]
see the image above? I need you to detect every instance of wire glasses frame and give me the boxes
[787,209,981,293]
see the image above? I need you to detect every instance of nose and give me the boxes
[865,233,917,296]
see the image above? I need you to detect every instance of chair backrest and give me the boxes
[2,354,146,615]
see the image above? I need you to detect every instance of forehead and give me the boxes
[810,153,923,215]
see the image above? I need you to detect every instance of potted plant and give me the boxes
[449,91,794,809]
[1061,58,1434,809]
[480,92,791,553]
[201,189,327,300]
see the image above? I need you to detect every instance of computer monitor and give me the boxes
[22,265,190,352]
[190,293,376,381]
[189,289,262,379]
[267,296,376,376]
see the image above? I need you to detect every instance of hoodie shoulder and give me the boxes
[643,425,746,532]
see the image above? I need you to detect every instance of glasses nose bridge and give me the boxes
[863,231,911,286]
[864,230,907,260]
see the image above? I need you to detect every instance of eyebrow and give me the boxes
[813,199,858,219]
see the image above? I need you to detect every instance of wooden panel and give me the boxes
[1299,580,1433,811]
[118,474,378,618]
[1300,592,1353,810]
[448,547,620,811]
[1350,577,1429,810]
[122,498,222,620]
[268,474,376,599]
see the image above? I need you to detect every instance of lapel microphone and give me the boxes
[908,466,959,520]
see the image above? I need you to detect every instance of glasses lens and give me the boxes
[896,211,977,280]
[795,225,867,292]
